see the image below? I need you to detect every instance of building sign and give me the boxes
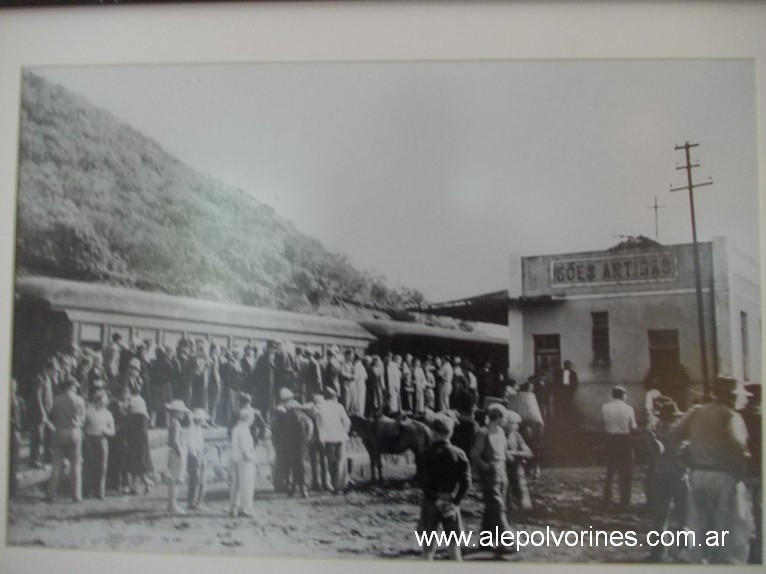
[550,252,678,287]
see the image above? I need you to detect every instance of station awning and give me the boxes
[407,290,564,325]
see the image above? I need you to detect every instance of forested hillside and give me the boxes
[15,72,432,321]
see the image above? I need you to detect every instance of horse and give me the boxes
[350,414,432,483]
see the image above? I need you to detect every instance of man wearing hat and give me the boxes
[670,376,753,564]
[601,385,637,510]
[645,396,688,562]
[418,414,471,560]
[323,346,342,395]
[253,340,278,425]
[272,387,313,497]
[272,387,296,493]
[313,387,351,493]
[471,403,515,553]
[45,377,86,502]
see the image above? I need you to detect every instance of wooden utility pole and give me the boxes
[648,196,665,240]
[670,142,713,400]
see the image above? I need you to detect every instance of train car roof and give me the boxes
[357,319,507,346]
[16,276,376,342]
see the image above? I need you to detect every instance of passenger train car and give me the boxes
[12,276,508,387]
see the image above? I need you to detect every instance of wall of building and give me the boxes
[520,290,716,386]
[512,239,757,426]
[713,237,762,383]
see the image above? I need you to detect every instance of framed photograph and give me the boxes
[1,2,764,574]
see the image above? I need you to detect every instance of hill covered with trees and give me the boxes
[15,72,434,321]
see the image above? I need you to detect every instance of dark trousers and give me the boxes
[187,453,206,507]
[207,381,221,425]
[603,434,633,507]
[309,441,328,489]
[419,497,464,559]
[647,472,689,559]
[479,467,512,534]
[277,441,308,494]
[83,435,109,499]
[273,444,288,492]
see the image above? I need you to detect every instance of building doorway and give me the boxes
[534,334,561,377]
[647,329,688,407]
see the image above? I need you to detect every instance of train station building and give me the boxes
[421,236,761,428]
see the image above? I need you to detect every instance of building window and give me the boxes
[591,312,610,366]
[741,311,749,381]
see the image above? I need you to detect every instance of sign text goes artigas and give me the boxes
[550,252,678,287]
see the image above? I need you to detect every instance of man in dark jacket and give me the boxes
[418,415,471,560]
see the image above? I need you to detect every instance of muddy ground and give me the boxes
[7,459,659,563]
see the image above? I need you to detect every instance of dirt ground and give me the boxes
[7,459,658,563]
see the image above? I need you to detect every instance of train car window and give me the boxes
[136,328,159,347]
[232,337,250,350]
[163,330,183,349]
[109,325,131,343]
[190,333,210,344]
[212,334,229,349]
[79,323,103,351]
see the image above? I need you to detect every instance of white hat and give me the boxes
[165,399,189,413]
[279,387,295,401]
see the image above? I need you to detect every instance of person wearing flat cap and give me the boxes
[418,415,471,560]
[669,376,753,564]
[471,404,516,553]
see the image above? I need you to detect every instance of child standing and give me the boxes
[230,407,257,517]
[187,408,209,510]
[165,399,189,515]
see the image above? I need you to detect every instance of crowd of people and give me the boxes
[8,336,761,564]
[598,377,761,564]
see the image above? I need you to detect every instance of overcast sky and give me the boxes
[35,60,758,302]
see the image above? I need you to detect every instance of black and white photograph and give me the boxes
[1,4,764,571]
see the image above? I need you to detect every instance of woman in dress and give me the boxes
[124,385,155,494]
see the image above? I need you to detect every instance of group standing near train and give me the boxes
[8,332,762,564]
